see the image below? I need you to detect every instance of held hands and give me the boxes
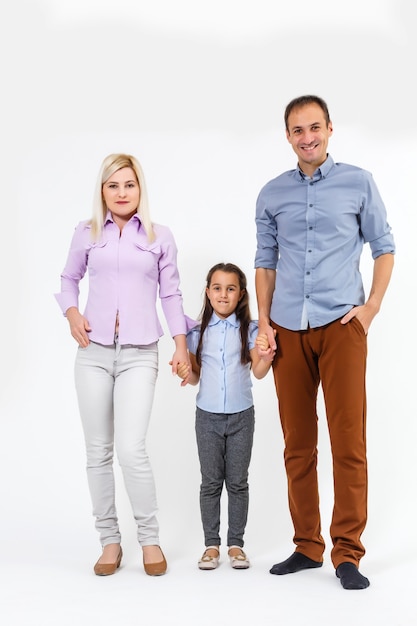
[256,333,270,351]
[66,307,91,347]
[177,362,191,381]
[256,328,277,362]
[169,360,191,386]
[170,336,192,386]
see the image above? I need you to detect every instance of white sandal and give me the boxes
[198,546,220,570]
[228,546,250,569]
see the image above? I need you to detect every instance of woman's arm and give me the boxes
[170,334,192,383]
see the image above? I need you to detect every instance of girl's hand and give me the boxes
[256,330,276,361]
[169,360,191,385]
[177,362,190,380]
[256,332,270,351]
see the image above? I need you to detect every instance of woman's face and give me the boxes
[102,167,140,222]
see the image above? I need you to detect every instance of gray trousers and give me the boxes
[195,406,255,548]
[74,339,159,547]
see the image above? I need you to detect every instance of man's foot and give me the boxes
[270,552,322,575]
[336,562,370,589]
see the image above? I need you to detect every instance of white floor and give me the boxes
[1,529,414,626]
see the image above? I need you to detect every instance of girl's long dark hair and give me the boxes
[195,263,252,367]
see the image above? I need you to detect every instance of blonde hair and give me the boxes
[90,153,155,242]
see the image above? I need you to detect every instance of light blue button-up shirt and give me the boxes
[187,313,258,413]
[254,155,395,330]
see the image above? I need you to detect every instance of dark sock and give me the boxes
[270,552,323,575]
[336,562,370,590]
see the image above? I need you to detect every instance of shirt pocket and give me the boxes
[134,241,161,255]
[86,239,109,272]
[89,239,108,249]
[133,241,162,277]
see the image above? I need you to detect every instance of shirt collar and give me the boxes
[208,312,239,328]
[104,211,141,226]
[296,154,334,181]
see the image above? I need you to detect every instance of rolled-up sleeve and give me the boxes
[254,192,279,269]
[359,172,396,259]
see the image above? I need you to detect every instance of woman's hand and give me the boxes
[169,336,200,387]
[170,335,191,385]
[66,307,91,347]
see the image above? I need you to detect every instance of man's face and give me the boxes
[286,103,333,176]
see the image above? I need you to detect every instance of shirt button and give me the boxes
[306,295,310,299]
[309,226,313,230]
[306,271,310,275]
[309,204,313,207]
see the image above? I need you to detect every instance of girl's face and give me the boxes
[206,270,243,319]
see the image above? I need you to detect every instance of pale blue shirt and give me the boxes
[254,155,396,330]
[186,313,258,413]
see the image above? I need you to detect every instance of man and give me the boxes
[254,95,395,590]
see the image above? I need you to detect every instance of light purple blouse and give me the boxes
[55,213,193,345]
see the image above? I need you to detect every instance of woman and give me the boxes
[55,153,192,576]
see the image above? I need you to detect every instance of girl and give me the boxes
[176,262,274,569]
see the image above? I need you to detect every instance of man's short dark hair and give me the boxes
[284,95,331,131]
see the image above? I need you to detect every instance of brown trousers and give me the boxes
[272,317,368,568]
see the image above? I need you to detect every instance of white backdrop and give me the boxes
[1,1,415,625]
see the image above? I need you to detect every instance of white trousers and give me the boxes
[74,339,159,547]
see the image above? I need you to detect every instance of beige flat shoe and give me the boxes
[228,546,250,569]
[198,546,220,570]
